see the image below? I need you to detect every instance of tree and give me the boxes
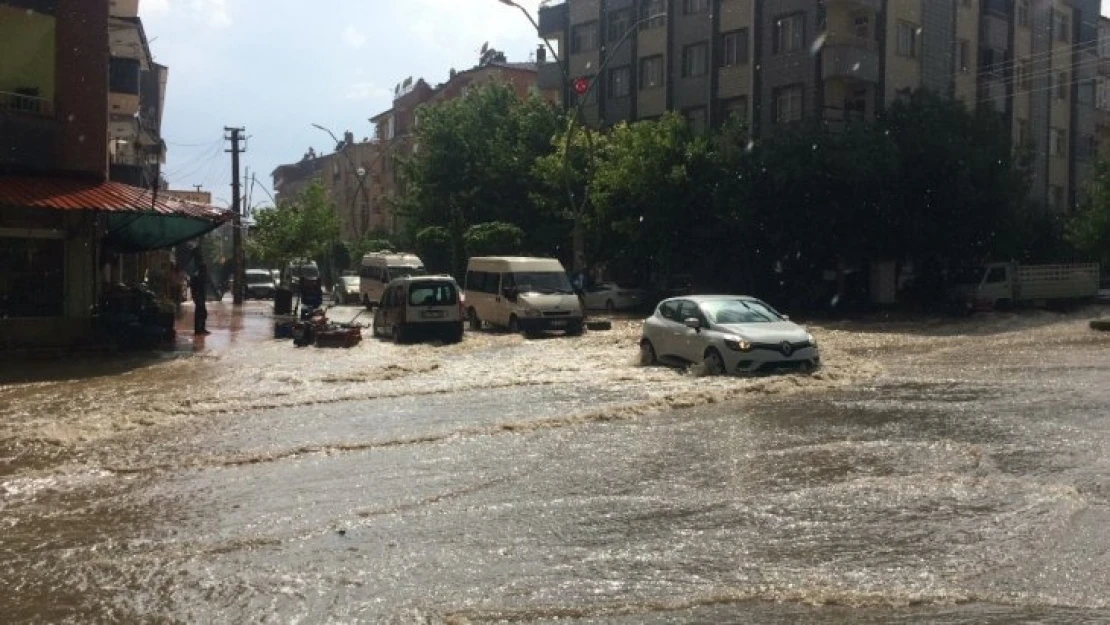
[1068,155,1110,267]
[464,222,524,257]
[414,226,453,275]
[399,83,565,257]
[246,180,340,272]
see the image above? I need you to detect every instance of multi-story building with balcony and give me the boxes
[537,0,1100,211]
[0,0,224,349]
[107,0,167,189]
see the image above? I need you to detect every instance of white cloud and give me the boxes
[187,0,231,28]
[404,0,543,59]
[342,25,367,49]
[142,0,170,15]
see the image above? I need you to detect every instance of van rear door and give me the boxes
[405,280,459,324]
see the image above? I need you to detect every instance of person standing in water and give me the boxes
[190,264,210,336]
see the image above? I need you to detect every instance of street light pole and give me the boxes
[499,0,666,272]
[310,123,374,236]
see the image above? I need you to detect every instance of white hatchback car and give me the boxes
[640,295,819,375]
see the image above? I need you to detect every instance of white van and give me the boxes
[372,275,464,344]
[358,251,426,308]
[464,256,584,336]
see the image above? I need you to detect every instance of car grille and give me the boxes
[542,311,572,317]
[751,340,812,356]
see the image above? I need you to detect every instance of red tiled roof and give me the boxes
[0,175,231,221]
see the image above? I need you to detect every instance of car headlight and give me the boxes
[724,335,752,352]
[806,333,817,349]
[519,306,540,317]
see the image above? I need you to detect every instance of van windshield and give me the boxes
[509,271,574,294]
[389,266,426,280]
[408,281,457,306]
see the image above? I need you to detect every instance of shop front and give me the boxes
[0,175,229,350]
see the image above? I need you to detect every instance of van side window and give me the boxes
[501,273,515,291]
[379,267,389,283]
[466,270,482,292]
[359,264,372,279]
[986,267,1007,283]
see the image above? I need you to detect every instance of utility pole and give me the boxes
[225,126,246,305]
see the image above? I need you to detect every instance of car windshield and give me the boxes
[341,276,360,286]
[510,271,573,294]
[700,299,782,324]
[408,281,457,306]
[245,272,271,285]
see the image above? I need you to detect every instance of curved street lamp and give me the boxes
[498,0,667,272]
[311,123,382,238]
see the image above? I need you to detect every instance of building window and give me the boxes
[721,96,748,122]
[1054,10,1068,42]
[608,8,632,42]
[896,21,917,58]
[956,40,970,72]
[1078,79,1095,105]
[773,13,805,54]
[1019,59,1031,91]
[1099,77,1110,110]
[1016,118,1029,145]
[1057,72,1068,99]
[682,42,708,77]
[1101,30,1110,58]
[683,106,706,132]
[0,237,64,318]
[774,84,804,123]
[1017,0,1029,27]
[1051,128,1067,156]
[720,29,749,67]
[640,0,666,30]
[572,21,598,53]
[608,65,631,98]
[853,14,870,39]
[639,55,664,89]
[683,0,707,15]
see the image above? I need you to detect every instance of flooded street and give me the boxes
[2,302,1109,623]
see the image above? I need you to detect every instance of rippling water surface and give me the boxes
[2,303,1108,623]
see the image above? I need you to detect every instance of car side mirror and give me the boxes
[683,317,702,330]
[782,315,790,321]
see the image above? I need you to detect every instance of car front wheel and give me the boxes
[640,339,657,366]
[703,348,725,376]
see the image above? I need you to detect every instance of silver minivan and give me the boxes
[372,275,464,344]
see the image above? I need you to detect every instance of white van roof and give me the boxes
[467,256,566,272]
[361,251,423,265]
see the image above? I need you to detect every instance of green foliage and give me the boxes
[463,221,524,258]
[400,83,565,254]
[1068,155,1110,267]
[247,180,340,271]
[414,226,453,275]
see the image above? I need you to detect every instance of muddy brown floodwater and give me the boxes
[2,302,1109,623]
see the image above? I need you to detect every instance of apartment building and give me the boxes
[0,0,224,348]
[537,0,1100,211]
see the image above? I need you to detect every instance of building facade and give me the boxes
[537,0,1101,211]
[1,0,224,349]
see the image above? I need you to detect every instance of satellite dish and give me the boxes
[480,41,489,54]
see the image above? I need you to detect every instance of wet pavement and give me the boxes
[1,301,1109,622]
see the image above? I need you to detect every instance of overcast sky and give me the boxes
[142,0,1110,209]
[140,0,545,209]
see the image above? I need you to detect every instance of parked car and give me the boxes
[333,274,361,305]
[583,281,648,312]
[640,295,819,375]
[372,275,464,344]
[244,269,277,299]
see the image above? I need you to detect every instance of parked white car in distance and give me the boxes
[640,295,819,375]
[583,282,648,312]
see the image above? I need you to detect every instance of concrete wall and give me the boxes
[54,0,109,179]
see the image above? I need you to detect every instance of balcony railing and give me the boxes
[0,90,54,117]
